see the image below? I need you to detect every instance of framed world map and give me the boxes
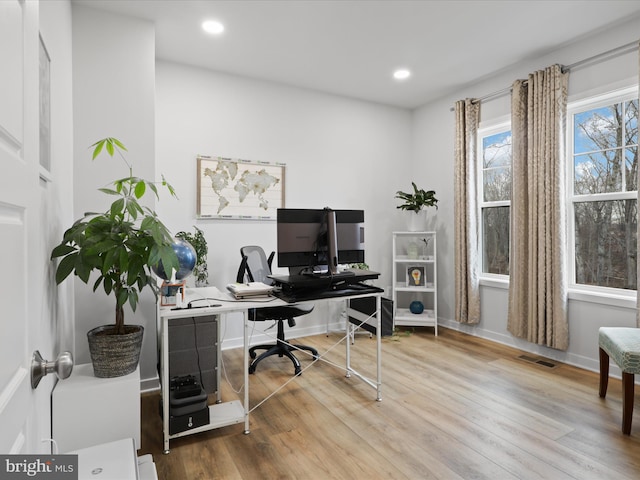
[197,156,285,220]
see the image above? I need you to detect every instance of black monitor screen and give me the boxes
[276,208,364,272]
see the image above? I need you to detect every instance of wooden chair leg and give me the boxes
[622,372,634,435]
[599,348,609,398]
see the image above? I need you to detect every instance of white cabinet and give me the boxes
[52,363,141,453]
[391,231,438,334]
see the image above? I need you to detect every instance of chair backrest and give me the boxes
[237,246,275,286]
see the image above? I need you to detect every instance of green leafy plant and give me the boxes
[51,138,179,335]
[395,182,438,214]
[175,226,209,286]
[349,262,370,270]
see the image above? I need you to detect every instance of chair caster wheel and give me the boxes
[248,365,256,374]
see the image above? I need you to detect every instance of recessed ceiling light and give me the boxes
[202,20,225,35]
[393,69,411,80]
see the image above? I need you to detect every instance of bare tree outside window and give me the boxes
[572,98,638,290]
[481,130,512,275]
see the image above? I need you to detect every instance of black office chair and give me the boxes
[237,245,319,375]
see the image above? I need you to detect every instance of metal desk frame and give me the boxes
[157,286,382,453]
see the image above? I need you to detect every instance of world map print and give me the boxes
[197,156,285,219]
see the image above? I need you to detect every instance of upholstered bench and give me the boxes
[598,327,640,435]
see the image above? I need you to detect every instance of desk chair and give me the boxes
[237,245,319,375]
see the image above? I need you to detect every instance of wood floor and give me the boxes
[140,327,640,479]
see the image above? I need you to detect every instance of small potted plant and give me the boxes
[395,182,438,231]
[175,226,209,286]
[51,138,179,378]
[395,182,438,213]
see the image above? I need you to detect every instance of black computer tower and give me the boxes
[167,315,218,395]
[348,297,394,336]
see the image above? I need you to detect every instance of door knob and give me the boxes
[31,350,74,389]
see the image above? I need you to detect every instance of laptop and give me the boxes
[226,282,274,299]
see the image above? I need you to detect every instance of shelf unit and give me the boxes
[392,231,437,334]
[52,364,140,453]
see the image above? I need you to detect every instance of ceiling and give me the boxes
[72,0,640,109]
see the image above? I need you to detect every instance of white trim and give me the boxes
[0,367,27,414]
[568,288,637,309]
[479,275,509,289]
[568,85,638,112]
[479,276,636,309]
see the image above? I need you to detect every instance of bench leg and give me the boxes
[622,372,635,435]
[599,347,609,398]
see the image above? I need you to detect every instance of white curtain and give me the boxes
[507,65,569,350]
[454,99,481,324]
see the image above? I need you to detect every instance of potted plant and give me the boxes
[175,226,209,286]
[395,182,438,213]
[395,182,438,231]
[51,138,179,378]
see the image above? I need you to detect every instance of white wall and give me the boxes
[70,5,412,388]
[412,14,640,374]
[69,4,640,388]
[71,5,158,381]
[154,61,412,366]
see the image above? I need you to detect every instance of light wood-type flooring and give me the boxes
[140,327,640,479]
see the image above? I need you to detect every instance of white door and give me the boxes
[0,0,55,454]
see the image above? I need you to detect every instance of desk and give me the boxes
[157,286,382,453]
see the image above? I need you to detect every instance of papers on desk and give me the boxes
[226,282,274,299]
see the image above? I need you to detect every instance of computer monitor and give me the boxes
[276,208,365,274]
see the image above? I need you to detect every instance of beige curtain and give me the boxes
[507,64,569,350]
[454,99,480,324]
[637,45,640,328]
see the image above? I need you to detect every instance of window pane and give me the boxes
[574,150,621,194]
[482,131,511,168]
[482,206,510,275]
[483,166,511,202]
[626,147,638,191]
[625,99,638,146]
[574,200,637,290]
[574,104,623,154]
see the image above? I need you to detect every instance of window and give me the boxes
[479,124,512,275]
[569,88,638,291]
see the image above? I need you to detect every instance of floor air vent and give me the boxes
[518,355,558,369]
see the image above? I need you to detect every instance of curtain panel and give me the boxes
[507,64,569,350]
[637,45,640,327]
[454,99,481,324]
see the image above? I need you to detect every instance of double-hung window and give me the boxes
[478,122,512,276]
[568,87,638,291]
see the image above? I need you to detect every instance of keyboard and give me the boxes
[273,283,383,303]
[302,270,356,279]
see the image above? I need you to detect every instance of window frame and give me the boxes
[477,116,512,281]
[566,85,638,297]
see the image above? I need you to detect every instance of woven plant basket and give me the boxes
[87,325,144,378]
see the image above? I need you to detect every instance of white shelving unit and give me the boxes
[392,231,437,334]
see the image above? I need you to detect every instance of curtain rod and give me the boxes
[449,39,639,112]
